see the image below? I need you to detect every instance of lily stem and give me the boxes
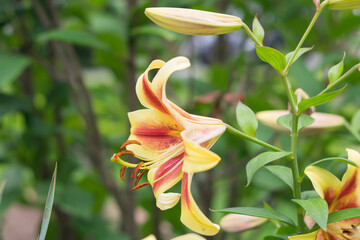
[242,23,263,47]
[225,124,285,153]
[344,121,360,143]
[283,0,328,74]
[319,63,360,95]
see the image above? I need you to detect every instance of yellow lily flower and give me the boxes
[112,56,225,236]
[142,233,206,240]
[289,149,360,240]
[145,7,243,35]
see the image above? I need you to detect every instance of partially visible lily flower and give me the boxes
[289,148,360,239]
[142,233,206,240]
[220,213,267,232]
[111,56,226,236]
[328,0,360,10]
[145,7,243,35]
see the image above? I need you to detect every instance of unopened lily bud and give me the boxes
[328,0,360,10]
[220,214,267,232]
[295,88,315,115]
[145,7,243,35]
[313,0,321,9]
[256,110,345,134]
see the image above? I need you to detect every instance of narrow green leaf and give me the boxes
[131,25,178,41]
[212,207,295,226]
[36,29,109,50]
[255,46,286,73]
[292,198,328,231]
[276,114,315,132]
[38,163,57,240]
[285,47,313,65]
[265,165,294,191]
[328,208,360,223]
[264,235,289,240]
[252,15,265,44]
[246,151,291,186]
[351,109,360,133]
[328,53,345,85]
[236,101,258,137]
[297,86,346,115]
[0,179,7,206]
[301,190,320,200]
[0,54,30,87]
[309,157,359,168]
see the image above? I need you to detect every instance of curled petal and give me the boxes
[288,230,320,240]
[180,173,220,236]
[136,60,167,113]
[305,166,341,205]
[181,125,226,173]
[142,235,157,240]
[127,109,183,160]
[148,154,184,210]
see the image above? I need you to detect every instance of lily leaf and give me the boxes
[309,157,359,168]
[37,29,109,50]
[255,46,286,73]
[236,101,258,137]
[252,15,265,44]
[328,208,360,223]
[38,163,57,240]
[0,54,30,87]
[265,165,294,191]
[246,151,291,186]
[212,207,295,227]
[328,53,345,85]
[292,198,328,231]
[285,46,313,65]
[297,86,346,115]
[276,114,315,132]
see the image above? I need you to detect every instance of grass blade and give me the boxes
[38,163,57,240]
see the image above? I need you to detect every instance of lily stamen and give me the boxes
[132,182,150,191]
[120,140,141,149]
[135,169,147,186]
[120,165,127,181]
[131,162,144,179]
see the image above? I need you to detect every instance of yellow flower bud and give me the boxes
[328,0,360,10]
[145,7,243,35]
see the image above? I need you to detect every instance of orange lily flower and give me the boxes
[289,149,360,240]
[112,56,225,236]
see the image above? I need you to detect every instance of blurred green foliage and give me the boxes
[0,0,359,239]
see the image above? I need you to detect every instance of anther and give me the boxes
[135,169,147,186]
[120,140,141,150]
[120,165,127,181]
[131,162,144,179]
[352,225,359,233]
[114,150,134,159]
[132,182,150,191]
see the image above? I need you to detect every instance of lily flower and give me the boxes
[145,7,243,35]
[142,233,206,240]
[111,56,226,236]
[289,148,360,240]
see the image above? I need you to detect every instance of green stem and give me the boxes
[290,113,304,233]
[283,0,328,74]
[281,76,298,112]
[225,124,284,152]
[242,23,263,47]
[319,63,360,95]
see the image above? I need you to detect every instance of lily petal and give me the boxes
[171,233,207,240]
[181,125,225,173]
[305,166,341,204]
[180,173,220,236]
[288,230,320,240]
[136,59,168,113]
[148,154,184,210]
[127,109,183,160]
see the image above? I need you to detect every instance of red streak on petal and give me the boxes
[324,189,337,209]
[339,169,358,199]
[142,75,168,113]
[153,154,184,181]
[133,128,174,136]
[181,172,192,207]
